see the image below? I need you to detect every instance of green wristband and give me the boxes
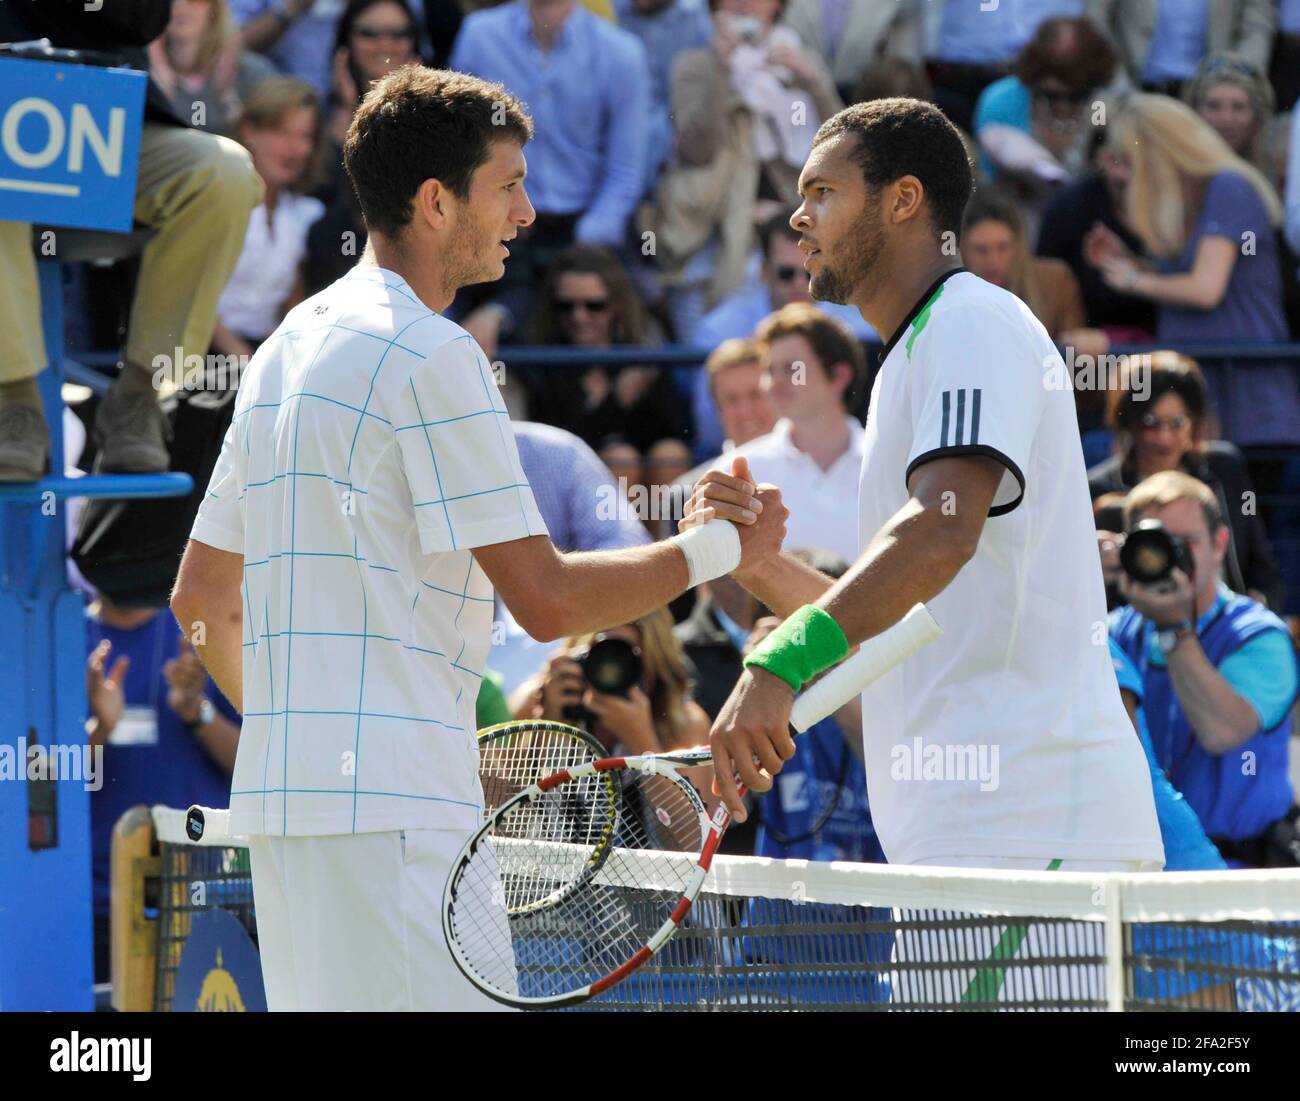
[743,605,849,694]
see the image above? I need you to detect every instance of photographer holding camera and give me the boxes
[513,605,710,757]
[1107,470,1300,868]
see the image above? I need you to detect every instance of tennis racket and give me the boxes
[443,603,942,1008]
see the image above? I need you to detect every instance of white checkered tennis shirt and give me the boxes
[190,266,548,837]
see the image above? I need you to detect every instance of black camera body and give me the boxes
[561,635,643,728]
[1120,520,1195,586]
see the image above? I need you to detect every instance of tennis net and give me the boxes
[145,807,1300,1012]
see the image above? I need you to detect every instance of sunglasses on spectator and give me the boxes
[557,298,610,313]
[1139,413,1190,432]
[354,25,415,40]
[772,264,802,282]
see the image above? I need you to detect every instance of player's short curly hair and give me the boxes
[812,97,973,241]
[344,66,533,240]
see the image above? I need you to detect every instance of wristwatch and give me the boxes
[1155,620,1195,657]
[185,698,217,730]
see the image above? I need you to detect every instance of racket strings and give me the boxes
[448,765,710,1003]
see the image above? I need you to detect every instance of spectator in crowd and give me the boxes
[233,0,416,98]
[1085,0,1275,97]
[213,77,326,359]
[699,337,777,454]
[615,0,713,198]
[851,56,933,105]
[524,244,691,500]
[971,16,1117,206]
[511,606,711,754]
[705,304,864,564]
[669,338,775,538]
[304,0,421,293]
[1183,52,1277,181]
[85,591,241,981]
[1272,0,1300,111]
[690,213,875,458]
[925,0,1085,131]
[321,0,420,151]
[449,0,651,358]
[487,419,650,697]
[1091,352,1285,610]
[1085,95,1299,450]
[961,191,1087,342]
[781,0,921,105]
[0,1,263,482]
[652,0,840,341]
[149,0,279,135]
[1036,129,1158,340]
[1108,471,1298,868]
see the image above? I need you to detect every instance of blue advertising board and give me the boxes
[0,56,146,231]
[172,909,268,1012]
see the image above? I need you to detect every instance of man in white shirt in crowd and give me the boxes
[701,303,865,565]
[169,66,786,1011]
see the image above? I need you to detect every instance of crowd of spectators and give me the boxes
[7,0,1300,979]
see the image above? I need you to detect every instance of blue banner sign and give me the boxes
[0,56,146,231]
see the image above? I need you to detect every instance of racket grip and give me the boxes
[788,603,941,733]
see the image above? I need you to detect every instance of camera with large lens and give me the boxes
[1120,519,1195,586]
[561,634,643,727]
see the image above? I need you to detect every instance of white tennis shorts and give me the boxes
[247,828,514,1012]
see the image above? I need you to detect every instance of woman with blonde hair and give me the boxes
[1084,94,1299,450]
[212,77,325,358]
[149,0,278,135]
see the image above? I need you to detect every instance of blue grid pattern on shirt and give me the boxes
[211,269,529,832]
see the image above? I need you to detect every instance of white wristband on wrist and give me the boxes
[671,518,742,587]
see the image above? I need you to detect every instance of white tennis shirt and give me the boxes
[855,269,1163,867]
[191,266,547,837]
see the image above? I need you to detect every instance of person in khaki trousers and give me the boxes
[0,0,263,482]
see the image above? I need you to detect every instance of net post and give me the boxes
[1104,875,1125,1012]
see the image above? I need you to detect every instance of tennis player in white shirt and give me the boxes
[169,66,786,1011]
[684,98,1163,875]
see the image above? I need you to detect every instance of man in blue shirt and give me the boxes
[85,592,240,982]
[449,0,651,350]
[1108,470,1299,867]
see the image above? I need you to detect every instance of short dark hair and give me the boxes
[1014,16,1117,94]
[1107,350,1208,436]
[811,98,973,239]
[343,66,532,240]
[755,302,864,396]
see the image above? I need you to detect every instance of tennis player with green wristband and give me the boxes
[684,97,1161,879]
